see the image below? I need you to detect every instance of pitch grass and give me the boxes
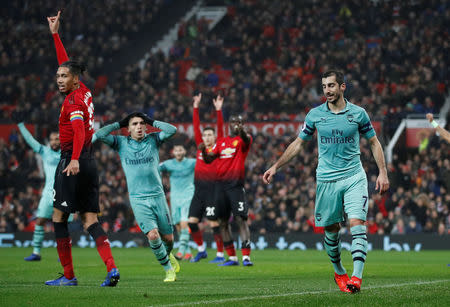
[0,248,449,306]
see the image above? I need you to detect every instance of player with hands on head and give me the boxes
[94,111,180,282]
[263,70,389,293]
[45,10,119,287]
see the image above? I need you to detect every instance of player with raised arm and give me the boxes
[426,113,450,143]
[188,93,225,263]
[14,117,64,261]
[95,112,179,282]
[263,70,389,293]
[200,112,253,267]
[45,11,119,287]
[159,145,196,260]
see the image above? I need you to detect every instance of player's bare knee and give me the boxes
[324,223,340,233]
[161,233,174,244]
[349,219,365,228]
[209,220,219,227]
[52,209,68,223]
[36,217,47,226]
[147,229,160,241]
[188,217,199,224]
[81,212,99,230]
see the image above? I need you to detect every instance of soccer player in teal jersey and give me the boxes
[159,145,196,260]
[263,70,389,293]
[16,122,62,261]
[94,111,180,282]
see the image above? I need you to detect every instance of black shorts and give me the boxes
[53,154,99,214]
[189,180,217,221]
[215,182,248,219]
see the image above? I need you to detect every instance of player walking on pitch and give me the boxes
[95,112,179,282]
[15,120,65,261]
[263,70,389,293]
[201,111,253,266]
[188,93,226,263]
[159,145,196,260]
[45,11,119,287]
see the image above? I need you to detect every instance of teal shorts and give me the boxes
[170,194,192,225]
[130,194,173,235]
[315,171,368,227]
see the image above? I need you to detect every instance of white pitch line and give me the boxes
[153,279,450,307]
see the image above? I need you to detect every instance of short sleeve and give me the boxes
[298,111,316,141]
[159,161,168,172]
[358,110,376,139]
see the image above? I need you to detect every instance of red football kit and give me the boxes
[212,134,252,186]
[53,33,94,160]
[193,107,223,182]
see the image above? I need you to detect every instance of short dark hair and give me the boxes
[60,60,86,76]
[322,70,344,85]
[203,126,215,133]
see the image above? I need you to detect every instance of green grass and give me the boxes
[0,248,449,306]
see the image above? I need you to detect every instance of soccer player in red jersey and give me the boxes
[201,112,253,266]
[188,93,225,263]
[44,11,119,287]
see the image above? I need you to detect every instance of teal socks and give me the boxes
[149,238,172,271]
[350,225,368,279]
[324,231,346,275]
[178,228,190,255]
[32,225,45,255]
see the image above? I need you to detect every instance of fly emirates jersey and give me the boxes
[212,135,252,187]
[59,82,94,157]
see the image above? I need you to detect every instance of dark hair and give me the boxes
[60,60,86,76]
[322,70,344,85]
[203,126,215,133]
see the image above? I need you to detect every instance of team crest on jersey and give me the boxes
[347,114,354,122]
[221,147,236,158]
[232,140,239,147]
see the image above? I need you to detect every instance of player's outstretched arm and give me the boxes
[263,137,304,184]
[17,123,44,153]
[192,93,203,145]
[47,11,69,64]
[426,113,450,143]
[214,95,224,139]
[368,136,389,194]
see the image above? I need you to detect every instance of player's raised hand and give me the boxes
[426,113,434,123]
[263,166,276,184]
[198,142,206,151]
[63,160,80,176]
[213,94,224,110]
[47,10,61,34]
[193,93,202,108]
[375,172,389,195]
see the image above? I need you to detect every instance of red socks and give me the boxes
[56,237,74,279]
[95,235,116,272]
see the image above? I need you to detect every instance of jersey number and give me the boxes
[238,202,245,211]
[362,196,368,213]
[206,207,215,217]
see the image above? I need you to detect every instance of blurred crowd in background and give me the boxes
[0,0,449,235]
